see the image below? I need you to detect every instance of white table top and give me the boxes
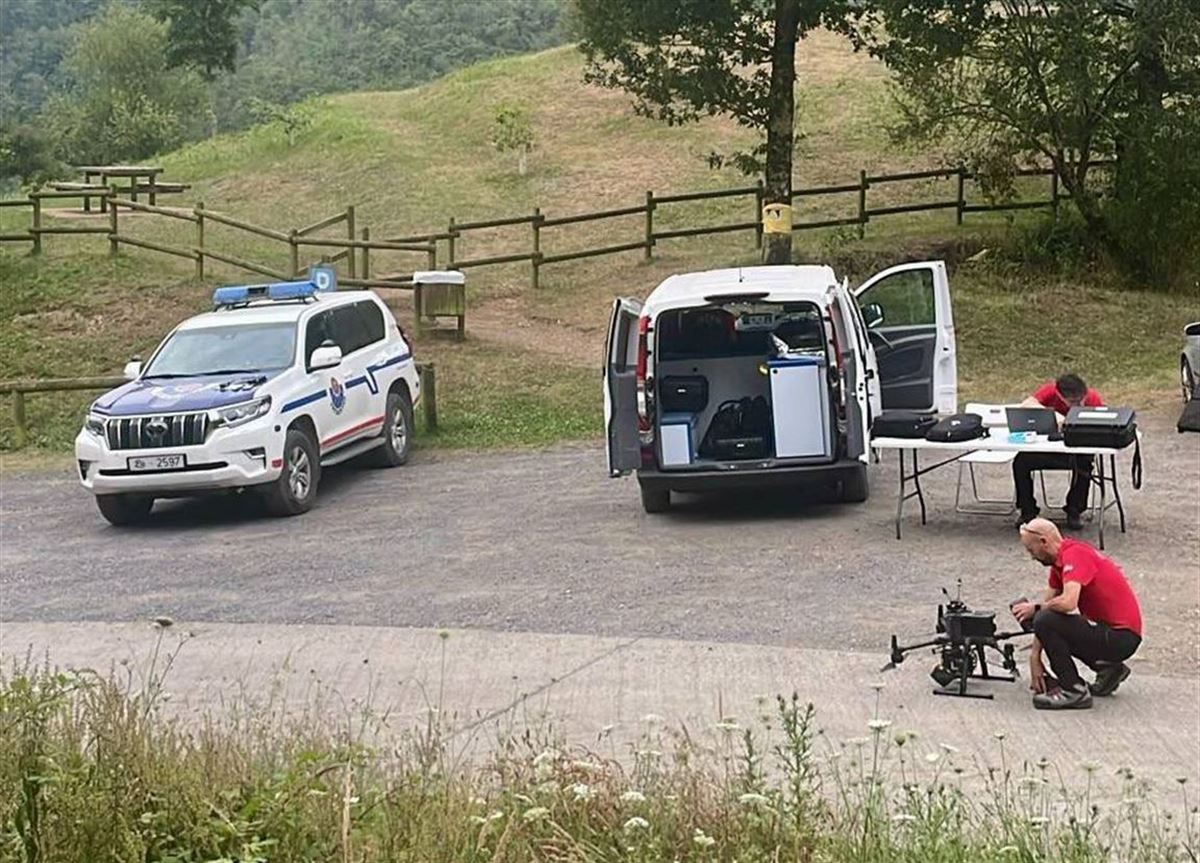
[871,427,1139,456]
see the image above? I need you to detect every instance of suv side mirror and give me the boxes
[309,341,342,371]
[862,302,885,329]
[123,357,142,380]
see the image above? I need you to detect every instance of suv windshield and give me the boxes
[143,323,296,377]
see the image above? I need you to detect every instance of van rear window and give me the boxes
[657,304,823,359]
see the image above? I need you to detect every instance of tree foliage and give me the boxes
[576,0,843,263]
[848,0,1200,285]
[146,0,262,81]
[490,104,536,176]
[43,5,208,164]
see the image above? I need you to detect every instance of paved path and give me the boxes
[3,621,1196,804]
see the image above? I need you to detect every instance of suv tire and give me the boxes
[640,485,671,513]
[264,428,319,516]
[841,465,869,503]
[367,389,412,467]
[1183,357,1195,403]
[96,493,154,526]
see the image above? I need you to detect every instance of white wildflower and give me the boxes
[993,731,1007,741]
[1081,761,1101,774]
[693,828,717,848]
[868,681,886,691]
[715,719,742,732]
[925,752,941,764]
[571,760,602,773]
[533,749,560,767]
[738,792,771,807]
[846,736,870,747]
[868,719,892,732]
[939,743,960,754]
[623,816,650,832]
[1029,815,1051,827]
[892,813,917,824]
[642,713,663,724]
[572,783,594,801]
[600,724,615,737]
[621,790,647,804]
[522,807,550,823]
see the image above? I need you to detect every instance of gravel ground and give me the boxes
[2,410,1196,678]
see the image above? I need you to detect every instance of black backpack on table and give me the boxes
[924,412,988,443]
[871,411,937,439]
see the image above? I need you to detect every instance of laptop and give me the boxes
[1006,407,1061,440]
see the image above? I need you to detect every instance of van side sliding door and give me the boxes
[604,298,643,477]
[853,261,957,414]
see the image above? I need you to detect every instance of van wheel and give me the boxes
[841,465,869,503]
[367,390,412,467]
[96,493,154,526]
[1183,357,1195,403]
[264,429,319,516]
[640,485,671,513]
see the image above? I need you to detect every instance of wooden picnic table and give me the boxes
[74,165,164,211]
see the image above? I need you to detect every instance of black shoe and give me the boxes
[1033,686,1093,710]
[1065,511,1084,531]
[1089,663,1131,697]
[1016,512,1039,530]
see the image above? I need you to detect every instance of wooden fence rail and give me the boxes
[0,365,439,449]
[1,159,1114,299]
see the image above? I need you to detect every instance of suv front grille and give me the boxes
[105,413,210,450]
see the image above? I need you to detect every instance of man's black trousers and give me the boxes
[1032,608,1140,691]
[1013,453,1094,518]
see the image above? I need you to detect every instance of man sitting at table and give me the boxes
[1013,372,1104,530]
[1011,518,1142,710]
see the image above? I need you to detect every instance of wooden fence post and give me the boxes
[857,170,868,239]
[109,196,119,257]
[754,180,765,249]
[361,226,370,279]
[30,193,41,255]
[956,167,966,226]
[531,207,541,290]
[345,206,357,278]
[447,216,457,265]
[195,202,205,279]
[426,241,436,272]
[289,229,300,278]
[420,363,438,432]
[644,191,654,261]
[12,391,27,449]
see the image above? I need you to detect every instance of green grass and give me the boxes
[1,33,1194,453]
[2,660,1195,862]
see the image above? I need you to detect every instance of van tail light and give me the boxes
[635,315,651,433]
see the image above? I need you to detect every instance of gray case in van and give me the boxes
[768,357,831,459]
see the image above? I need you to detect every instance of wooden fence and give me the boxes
[0,365,439,449]
[0,160,1113,292]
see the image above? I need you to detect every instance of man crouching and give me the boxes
[1010,518,1143,710]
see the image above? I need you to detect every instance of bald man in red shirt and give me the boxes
[1011,518,1143,710]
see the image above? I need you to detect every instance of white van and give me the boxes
[604,262,957,512]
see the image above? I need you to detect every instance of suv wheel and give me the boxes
[1183,357,1195,403]
[640,485,671,513]
[265,428,319,516]
[95,493,154,526]
[367,389,412,467]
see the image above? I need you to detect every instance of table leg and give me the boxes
[895,450,906,540]
[1110,454,1126,532]
[912,449,927,525]
[1097,455,1107,550]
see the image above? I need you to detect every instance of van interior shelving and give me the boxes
[652,301,834,468]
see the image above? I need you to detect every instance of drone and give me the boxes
[881,580,1031,700]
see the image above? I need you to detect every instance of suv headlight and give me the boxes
[212,396,272,429]
[84,414,106,437]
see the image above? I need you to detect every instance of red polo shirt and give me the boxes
[1048,538,1142,635]
[1033,381,1104,415]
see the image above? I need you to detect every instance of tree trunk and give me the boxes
[762,0,799,265]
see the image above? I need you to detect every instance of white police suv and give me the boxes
[75,267,420,525]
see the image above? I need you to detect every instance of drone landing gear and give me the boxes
[930,643,1019,700]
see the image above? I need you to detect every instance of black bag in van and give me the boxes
[699,396,772,459]
[660,376,709,413]
[871,410,937,439]
[924,413,987,443]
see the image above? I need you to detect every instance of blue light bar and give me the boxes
[212,280,320,306]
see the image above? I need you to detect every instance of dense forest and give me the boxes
[0,0,568,173]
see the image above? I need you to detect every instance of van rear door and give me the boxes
[853,260,956,414]
[604,297,643,476]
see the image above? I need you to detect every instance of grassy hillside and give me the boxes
[1,34,1193,453]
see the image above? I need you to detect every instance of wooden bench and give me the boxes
[50,182,110,213]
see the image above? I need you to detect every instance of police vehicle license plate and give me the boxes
[128,454,185,472]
